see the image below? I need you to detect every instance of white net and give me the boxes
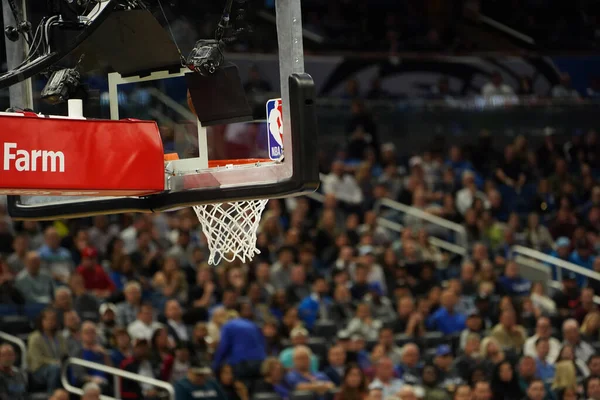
[193,199,269,265]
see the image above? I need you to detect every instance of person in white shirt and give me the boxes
[127,303,162,341]
[523,316,561,363]
[481,72,515,97]
[164,299,189,344]
[322,160,364,205]
[562,319,595,363]
[455,170,487,215]
[368,357,404,398]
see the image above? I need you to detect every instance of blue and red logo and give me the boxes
[266,98,284,161]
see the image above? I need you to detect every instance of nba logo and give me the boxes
[266,98,284,161]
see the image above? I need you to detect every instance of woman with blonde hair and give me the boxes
[480,336,505,376]
[552,360,577,391]
[581,311,600,341]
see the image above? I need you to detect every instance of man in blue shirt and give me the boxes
[534,338,555,381]
[285,346,334,397]
[498,261,532,297]
[212,317,266,382]
[297,277,333,330]
[174,360,227,400]
[569,240,596,286]
[426,290,466,335]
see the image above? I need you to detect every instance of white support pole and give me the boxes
[68,99,83,118]
[197,121,209,169]
[107,72,120,120]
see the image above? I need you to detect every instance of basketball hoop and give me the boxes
[192,159,272,265]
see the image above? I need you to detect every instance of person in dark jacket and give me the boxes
[174,360,227,400]
[120,339,160,400]
[491,361,524,400]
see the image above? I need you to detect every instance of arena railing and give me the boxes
[61,357,175,400]
[511,245,600,303]
[306,192,467,258]
[375,197,469,251]
[0,331,27,370]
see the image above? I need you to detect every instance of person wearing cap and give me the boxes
[174,359,227,400]
[433,345,463,393]
[97,302,117,347]
[75,247,115,299]
[279,326,319,372]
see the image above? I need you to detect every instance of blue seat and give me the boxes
[0,315,32,335]
[0,304,20,317]
[24,303,47,320]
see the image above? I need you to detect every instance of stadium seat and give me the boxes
[253,393,283,400]
[394,334,413,347]
[0,316,32,335]
[422,331,447,348]
[307,338,327,360]
[313,321,337,339]
[290,391,316,400]
[24,303,47,320]
[0,304,20,317]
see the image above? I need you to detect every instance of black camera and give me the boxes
[186,40,224,76]
[41,67,81,104]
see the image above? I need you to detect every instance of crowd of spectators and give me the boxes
[0,109,598,400]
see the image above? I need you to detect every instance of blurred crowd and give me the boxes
[0,104,598,400]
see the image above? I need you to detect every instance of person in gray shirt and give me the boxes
[15,251,54,304]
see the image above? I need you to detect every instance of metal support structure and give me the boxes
[61,357,175,400]
[275,0,305,180]
[2,0,33,108]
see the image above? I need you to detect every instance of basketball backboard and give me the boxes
[6,0,319,220]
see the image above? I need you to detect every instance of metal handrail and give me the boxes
[61,357,175,400]
[511,245,600,282]
[377,198,469,249]
[305,192,466,257]
[0,331,26,370]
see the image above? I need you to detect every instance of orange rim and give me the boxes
[208,159,273,168]
[165,154,273,168]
